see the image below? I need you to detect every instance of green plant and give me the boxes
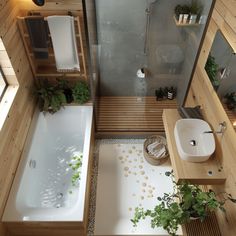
[131,171,236,236]
[68,154,83,186]
[224,92,236,110]
[37,80,66,113]
[205,54,220,89]
[57,79,73,103]
[174,4,190,18]
[72,81,90,104]
[190,0,203,16]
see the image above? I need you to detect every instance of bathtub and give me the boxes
[3,105,93,222]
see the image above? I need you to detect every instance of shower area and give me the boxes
[84,0,213,133]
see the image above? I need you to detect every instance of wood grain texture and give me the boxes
[0,1,87,236]
[184,212,221,236]
[185,0,236,235]
[163,109,226,185]
[97,96,177,133]
[0,1,36,236]
[4,222,86,236]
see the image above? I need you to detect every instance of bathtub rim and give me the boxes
[2,105,93,222]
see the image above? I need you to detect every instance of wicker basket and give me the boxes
[143,135,169,166]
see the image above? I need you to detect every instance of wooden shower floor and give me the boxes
[96,96,178,133]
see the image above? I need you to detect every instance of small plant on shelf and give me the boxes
[174,1,203,24]
[205,54,220,90]
[72,81,90,104]
[68,154,83,186]
[131,171,236,236]
[174,4,190,19]
[189,0,203,17]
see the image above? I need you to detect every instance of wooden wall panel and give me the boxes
[0,1,88,236]
[0,1,36,236]
[186,0,236,235]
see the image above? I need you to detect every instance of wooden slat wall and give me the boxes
[185,0,236,235]
[0,0,36,235]
[97,96,177,134]
[0,1,85,236]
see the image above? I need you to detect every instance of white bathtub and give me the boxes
[3,106,93,222]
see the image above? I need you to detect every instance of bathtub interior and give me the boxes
[3,106,93,222]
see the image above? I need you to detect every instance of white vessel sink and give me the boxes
[174,119,215,162]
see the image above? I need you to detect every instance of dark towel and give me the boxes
[25,16,49,59]
[178,106,204,119]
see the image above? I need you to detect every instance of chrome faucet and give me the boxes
[203,122,226,134]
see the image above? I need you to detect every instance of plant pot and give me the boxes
[64,88,73,103]
[190,216,200,220]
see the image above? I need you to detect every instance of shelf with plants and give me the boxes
[174,1,205,27]
[17,10,87,79]
[173,15,200,27]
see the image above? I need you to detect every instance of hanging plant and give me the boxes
[205,54,220,90]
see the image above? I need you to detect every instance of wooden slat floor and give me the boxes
[96,96,178,133]
[184,212,221,236]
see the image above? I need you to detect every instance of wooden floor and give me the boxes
[96,96,178,133]
[184,212,221,236]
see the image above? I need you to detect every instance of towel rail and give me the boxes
[17,12,87,80]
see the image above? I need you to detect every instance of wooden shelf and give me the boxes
[163,109,226,185]
[174,16,200,27]
[23,33,80,38]
[35,65,85,77]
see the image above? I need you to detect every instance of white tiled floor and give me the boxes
[94,140,182,235]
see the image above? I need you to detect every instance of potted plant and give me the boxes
[189,0,203,18]
[131,171,236,236]
[205,54,220,91]
[57,79,73,103]
[37,80,66,113]
[174,4,190,23]
[72,81,90,104]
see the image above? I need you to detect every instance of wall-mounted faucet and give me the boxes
[203,121,227,134]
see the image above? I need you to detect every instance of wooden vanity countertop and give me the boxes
[162,109,226,185]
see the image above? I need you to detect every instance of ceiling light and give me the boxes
[32,0,45,6]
